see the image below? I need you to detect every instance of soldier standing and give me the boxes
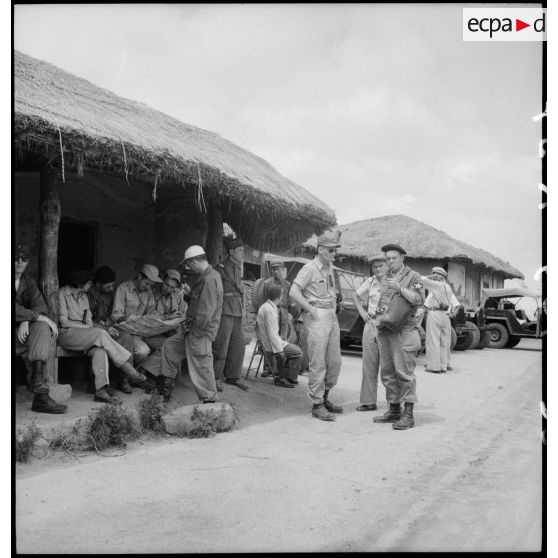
[290,233,343,421]
[213,237,250,391]
[372,243,424,430]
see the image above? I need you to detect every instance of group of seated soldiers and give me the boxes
[15,239,304,414]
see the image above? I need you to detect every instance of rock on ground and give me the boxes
[161,403,237,436]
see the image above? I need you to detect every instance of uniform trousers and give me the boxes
[377,326,420,404]
[304,308,342,405]
[140,333,175,376]
[15,321,54,394]
[160,331,218,402]
[116,332,150,366]
[266,343,303,381]
[360,321,380,405]
[58,327,131,390]
[212,315,245,381]
[426,310,451,371]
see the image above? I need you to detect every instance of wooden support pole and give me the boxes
[206,202,223,266]
[39,164,61,384]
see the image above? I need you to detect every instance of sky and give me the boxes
[13,3,543,289]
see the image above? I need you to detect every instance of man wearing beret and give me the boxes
[372,243,424,430]
[290,232,343,421]
[421,267,460,374]
[14,244,67,413]
[213,237,250,391]
[351,254,389,412]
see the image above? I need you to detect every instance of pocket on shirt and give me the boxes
[189,334,212,357]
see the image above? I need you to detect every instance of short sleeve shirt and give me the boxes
[356,276,382,315]
[292,257,337,306]
[59,286,91,323]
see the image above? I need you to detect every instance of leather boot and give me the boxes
[373,403,402,423]
[392,403,415,430]
[31,393,67,414]
[143,373,158,394]
[311,403,336,421]
[323,389,343,413]
[119,377,132,394]
[159,377,174,403]
[118,362,146,383]
[29,361,48,395]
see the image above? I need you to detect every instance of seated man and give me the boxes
[256,284,302,388]
[111,264,162,391]
[14,243,66,414]
[58,267,146,402]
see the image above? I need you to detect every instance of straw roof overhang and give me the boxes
[303,215,523,279]
[14,51,336,251]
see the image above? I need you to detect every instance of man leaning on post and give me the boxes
[14,243,67,414]
[290,232,343,421]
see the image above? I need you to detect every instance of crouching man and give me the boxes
[14,244,66,414]
[256,284,302,388]
[158,246,223,403]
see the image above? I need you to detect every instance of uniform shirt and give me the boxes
[356,276,382,315]
[87,286,114,324]
[292,257,337,307]
[374,265,424,327]
[185,265,223,340]
[111,279,156,323]
[216,257,244,317]
[421,276,460,312]
[15,274,48,324]
[152,285,188,316]
[256,300,288,354]
[59,285,91,324]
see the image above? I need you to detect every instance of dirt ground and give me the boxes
[15,339,543,553]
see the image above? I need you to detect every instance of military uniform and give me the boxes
[212,256,246,383]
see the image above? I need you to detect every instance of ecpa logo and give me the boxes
[463,8,546,42]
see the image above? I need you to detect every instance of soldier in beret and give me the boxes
[290,232,343,421]
[213,237,250,391]
[372,243,424,430]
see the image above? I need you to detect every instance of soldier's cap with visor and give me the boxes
[140,264,163,283]
[432,266,447,278]
[370,254,387,264]
[381,243,407,255]
[15,243,31,257]
[165,269,182,284]
[224,237,244,250]
[270,258,286,268]
[317,231,341,249]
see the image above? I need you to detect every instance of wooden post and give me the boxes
[206,202,223,266]
[39,164,61,384]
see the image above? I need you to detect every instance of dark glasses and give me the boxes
[14,255,30,263]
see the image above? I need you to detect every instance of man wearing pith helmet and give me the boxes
[158,245,223,403]
[371,243,424,430]
[290,231,343,421]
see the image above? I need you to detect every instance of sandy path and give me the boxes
[15,341,543,553]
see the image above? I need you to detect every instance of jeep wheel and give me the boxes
[475,329,490,350]
[505,335,521,348]
[454,327,475,351]
[249,278,265,313]
[450,327,457,351]
[487,323,510,349]
[466,321,481,349]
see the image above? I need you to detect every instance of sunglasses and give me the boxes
[14,255,30,263]
[326,248,338,254]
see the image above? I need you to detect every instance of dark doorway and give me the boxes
[58,219,97,286]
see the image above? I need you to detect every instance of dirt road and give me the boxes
[15,340,543,553]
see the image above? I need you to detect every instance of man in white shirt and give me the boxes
[421,267,460,374]
[351,255,389,411]
[256,284,303,388]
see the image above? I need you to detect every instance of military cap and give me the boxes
[381,243,407,255]
[432,266,447,277]
[270,258,285,268]
[224,237,244,250]
[183,245,205,261]
[165,269,182,284]
[317,232,341,248]
[370,254,387,264]
[140,263,163,283]
[15,243,31,257]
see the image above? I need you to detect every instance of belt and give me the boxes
[431,306,449,311]
[223,292,242,297]
[309,300,335,310]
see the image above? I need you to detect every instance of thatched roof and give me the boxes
[14,50,335,250]
[303,215,523,279]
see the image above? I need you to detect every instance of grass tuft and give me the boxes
[15,422,42,463]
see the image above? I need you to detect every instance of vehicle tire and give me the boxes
[249,278,265,313]
[454,326,475,351]
[475,329,490,350]
[505,335,521,348]
[487,323,510,349]
[450,327,457,351]
[417,325,426,356]
[467,321,481,349]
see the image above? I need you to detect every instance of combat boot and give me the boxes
[392,403,415,430]
[143,373,158,394]
[373,403,402,423]
[323,389,343,413]
[31,393,67,414]
[311,403,336,421]
[118,362,146,384]
[159,377,174,403]
[29,361,48,395]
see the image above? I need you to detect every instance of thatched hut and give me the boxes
[297,215,523,307]
[14,50,335,311]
